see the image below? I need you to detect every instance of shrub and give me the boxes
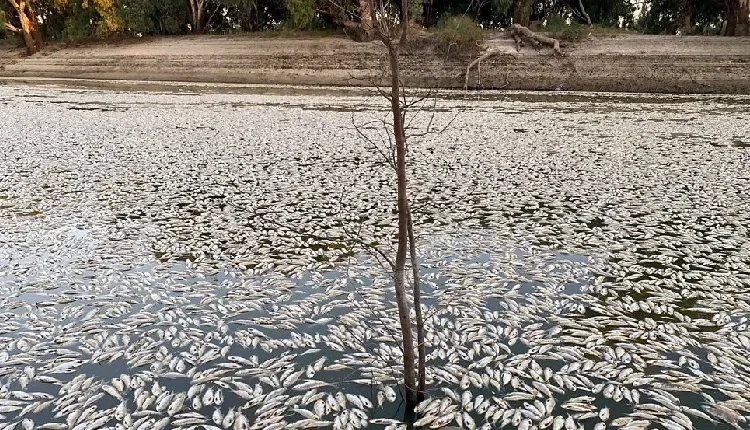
[117,0,190,35]
[0,9,7,39]
[284,0,316,30]
[544,13,588,41]
[432,15,484,53]
[62,6,100,40]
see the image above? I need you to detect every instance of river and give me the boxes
[0,84,749,429]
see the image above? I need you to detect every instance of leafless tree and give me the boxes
[352,0,426,410]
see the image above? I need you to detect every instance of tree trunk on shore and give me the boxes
[514,0,535,27]
[421,0,434,27]
[4,0,43,55]
[681,0,693,34]
[578,0,591,25]
[725,0,750,36]
[359,0,373,36]
[189,0,208,33]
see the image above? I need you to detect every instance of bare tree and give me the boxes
[359,0,425,411]
[4,0,43,55]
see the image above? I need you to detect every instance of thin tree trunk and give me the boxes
[421,0,434,27]
[681,0,693,34]
[578,0,591,25]
[514,0,534,27]
[387,41,419,411]
[739,0,749,36]
[197,4,206,33]
[406,206,425,400]
[359,0,372,30]
[400,0,408,44]
[6,0,43,55]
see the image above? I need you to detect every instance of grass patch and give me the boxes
[542,14,635,42]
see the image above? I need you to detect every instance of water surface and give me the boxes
[0,85,749,430]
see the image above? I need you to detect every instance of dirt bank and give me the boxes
[1,34,750,94]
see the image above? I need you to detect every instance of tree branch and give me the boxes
[578,0,592,25]
[4,22,22,33]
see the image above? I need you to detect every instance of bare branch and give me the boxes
[351,113,396,170]
[578,0,592,25]
[3,22,22,33]
[465,48,502,89]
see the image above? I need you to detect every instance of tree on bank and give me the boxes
[1,0,749,55]
[3,0,43,54]
[725,0,749,35]
[513,0,533,26]
[188,0,207,33]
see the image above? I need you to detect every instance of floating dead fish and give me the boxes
[0,86,748,430]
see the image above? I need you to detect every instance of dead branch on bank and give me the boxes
[464,23,562,89]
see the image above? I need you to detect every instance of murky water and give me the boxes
[0,85,749,430]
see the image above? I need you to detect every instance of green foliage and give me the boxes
[637,0,727,35]
[492,0,514,15]
[433,14,484,50]
[544,12,587,40]
[0,0,736,45]
[283,0,316,29]
[0,9,7,38]
[637,0,682,33]
[62,3,101,39]
[116,0,190,34]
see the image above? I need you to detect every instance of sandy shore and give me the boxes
[2,34,750,94]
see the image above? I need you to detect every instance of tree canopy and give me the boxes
[2,0,748,53]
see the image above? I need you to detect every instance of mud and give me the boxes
[1,34,749,94]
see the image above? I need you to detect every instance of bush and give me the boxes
[432,15,484,53]
[544,13,588,41]
[62,6,101,40]
[284,0,316,30]
[117,0,190,35]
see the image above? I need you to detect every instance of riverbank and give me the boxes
[2,33,750,94]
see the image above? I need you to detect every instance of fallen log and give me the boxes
[465,24,562,89]
[510,23,562,56]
